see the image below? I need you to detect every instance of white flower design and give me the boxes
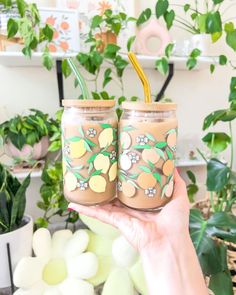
[86,128,97,138]
[117,181,122,192]
[136,135,148,146]
[110,150,117,161]
[144,188,157,198]
[13,229,97,295]
[128,152,140,164]
[77,180,88,191]
[64,145,70,155]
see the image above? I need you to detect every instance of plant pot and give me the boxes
[0,215,33,288]
[95,31,117,52]
[5,136,49,162]
[190,34,212,56]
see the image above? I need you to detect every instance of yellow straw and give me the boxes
[128,52,152,103]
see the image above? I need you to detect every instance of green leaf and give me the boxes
[210,64,215,74]
[187,170,196,184]
[85,138,96,147]
[202,132,231,153]
[155,148,166,160]
[155,142,167,149]
[229,77,236,101]
[7,18,18,38]
[91,15,103,29]
[16,0,27,17]
[84,141,92,152]
[209,271,233,295]
[103,68,112,88]
[100,123,112,129]
[42,48,53,70]
[131,96,139,102]
[87,153,98,163]
[155,0,169,18]
[100,91,110,100]
[104,44,120,59]
[166,148,173,159]
[203,109,226,130]
[92,169,102,176]
[146,133,155,142]
[68,136,81,142]
[187,184,198,203]
[207,159,230,191]
[219,55,227,65]
[62,59,72,78]
[137,8,152,26]
[156,57,168,75]
[127,36,136,51]
[190,48,201,58]
[212,0,224,4]
[165,43,174,58]
[42,24,54,42]
[184,4,190,12]
[35,217,49,229]
[164,9,175,30]
[211,32,222,43]
[133,144,151,150]
[122,125,136,132]
[139,166,151,173]
[153,172,162,185]
[206,12,222,34]
[92,92,101,100]
[118,96,126,105]
[187,58,197,70]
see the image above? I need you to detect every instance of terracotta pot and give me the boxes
[0,216,33,288]
[5,136,49,162]
[95,31,117,52]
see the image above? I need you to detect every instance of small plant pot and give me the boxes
[5,136,49,162]
[190,34,212,56]
[0,215,33,288]
[95,31,117,52]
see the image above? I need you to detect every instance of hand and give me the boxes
[68,170,190,251]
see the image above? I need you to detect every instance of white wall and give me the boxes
[0,0,235,218]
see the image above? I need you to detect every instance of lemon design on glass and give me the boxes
[69,139,87,159]
[89,175,107,193]
[98,125,114,148]
[94,154,110,174]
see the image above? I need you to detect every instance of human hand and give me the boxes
[68,170,190,251]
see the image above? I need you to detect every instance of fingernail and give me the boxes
[68,207,74,212]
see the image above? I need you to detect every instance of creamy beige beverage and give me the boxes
[62,100,118,205]
[118,102,178,210]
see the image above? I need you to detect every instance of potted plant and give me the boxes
[0,109,54,165]
[0,163,32,288]
[90,9,135,52]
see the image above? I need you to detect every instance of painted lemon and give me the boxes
[98,128,113,148]
[137,172,156,189]
[89,175,107,193]
[120,132,132,149]
[65,172,77,192]
[94,154,110,174]
[167,132,177,149]
[142,149,160,164]
[165,180,174,198]
[122,181,136,198]
[119,154,132,171]
[70,140,86,159]
[109,162,117,182]
[162,160,174,177]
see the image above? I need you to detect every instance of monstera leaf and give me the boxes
[190,209,235,295]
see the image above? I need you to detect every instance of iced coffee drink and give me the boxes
[62,100,118,205]
[118,102,178,210]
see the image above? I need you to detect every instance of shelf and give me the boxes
[121,54,218,71]
[176,159,206,168]
[0,51,77,67]
[13,169,43,179]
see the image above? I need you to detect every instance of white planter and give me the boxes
[5,136,49,162]
[190,34,212,56]
[0,216,33,288]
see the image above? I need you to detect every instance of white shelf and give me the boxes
[176,159,206,168]
[121,54,218,71]
[0,51,77,67]
[13,169,42,179]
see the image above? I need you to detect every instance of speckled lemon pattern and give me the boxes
[62,122,118,205]
[118,120,178,210]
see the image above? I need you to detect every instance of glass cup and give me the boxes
[118,102,178,210]
[62,100,118,205]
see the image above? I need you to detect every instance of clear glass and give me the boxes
[118,108,178,211]
[62,105,118,205]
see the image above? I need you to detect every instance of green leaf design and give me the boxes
[74,172,83,180]
[155,148,166,160]
[133,144,151,150]
[166,148,173,160]
[123,125,136,132]
[100,123,112,129]
[166,128,177,134]
[139,166,151,173]
[153,172,162,186]
[119,174,126,182]
[84,141,92,152]
[102,151,110,157]
[79,126,84,137]
[92,170,102,176]
[88,163,94,174]
[129,173,139,179]
[147,161,155,170]
[146,133,155,142]
[127,180,140,189]
[87,153,98,163]
[85,138,96,147]
[155,142,167,149]
[161,185,167,199]
[68,136,81,142]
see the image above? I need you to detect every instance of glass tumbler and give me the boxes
[118,102,178,210]
[62,100,118,205]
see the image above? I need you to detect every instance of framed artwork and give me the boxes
[56,0,136,52]
[38,7,80,53]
